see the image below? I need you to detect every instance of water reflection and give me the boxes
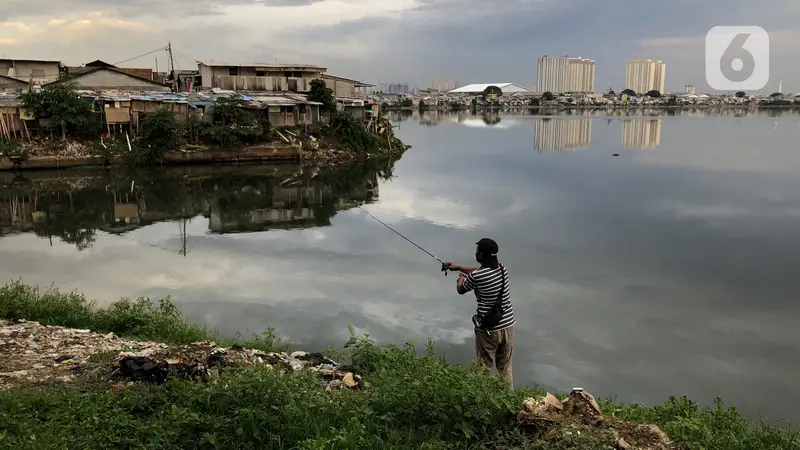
[534,118,592,152]
[621,119,663,149]
[0,161,395,252]
[387,107,800,125]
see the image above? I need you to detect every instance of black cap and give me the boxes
[476,238,499,256]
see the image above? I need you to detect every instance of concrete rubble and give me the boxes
[518,389,677,450]
[0,319,365,391]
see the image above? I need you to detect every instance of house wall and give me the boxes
[199,64,323,92]
[69,70,170,91]
[268,106,296,127]
[0,61,60,84]
[322,76,356,98]
[0,77,27,91]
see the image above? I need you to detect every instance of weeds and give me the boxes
[0,281,798,449]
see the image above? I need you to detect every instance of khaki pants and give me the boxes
[474,326,515,388]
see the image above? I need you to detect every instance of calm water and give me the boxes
[3,110,800,425]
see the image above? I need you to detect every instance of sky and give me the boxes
[1,0,799,93]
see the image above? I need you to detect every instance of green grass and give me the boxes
[1,280,799,449]
[0,280,284,352]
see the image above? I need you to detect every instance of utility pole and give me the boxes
[168,42,177,92]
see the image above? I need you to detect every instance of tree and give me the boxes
[645,90,661,98]
[735,91,747,98]
[418,99,427,109]
[307,79,336,111]
[621,89,637,97]
[770,92,783,97]
[542,91,555,101]
[400,98,413,108]
[607,88,616,96]
[21,81,95,140]
[483,86,503,97]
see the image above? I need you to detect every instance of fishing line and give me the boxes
[356,205,451,276]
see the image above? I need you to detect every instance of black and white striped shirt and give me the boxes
[462,264,515,332]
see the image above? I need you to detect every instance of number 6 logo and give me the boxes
[706,26,770,91]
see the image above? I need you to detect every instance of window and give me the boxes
[229,67,239,76]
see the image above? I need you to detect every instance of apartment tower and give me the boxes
[537,56,596,93]
[625,59,666,94]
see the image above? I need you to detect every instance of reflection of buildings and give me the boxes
[534,118,592,151]
[0,166,384,248]
[621,119,663,149]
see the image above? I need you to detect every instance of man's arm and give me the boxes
[448,262,479,274]
[456,272,475,295]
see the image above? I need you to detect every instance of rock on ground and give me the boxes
[0,319,364,391]
[518,389,678,450]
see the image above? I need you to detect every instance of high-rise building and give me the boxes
[534,118,592,151]
[537,56,596,93]
[431,78,459,93]
[621,119,662,149]
[625,59,666,94]
[386,83,409,94]
[685,84,696,94]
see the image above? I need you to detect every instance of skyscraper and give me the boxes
[625,59,666,94]
[537,56,596,93]
[431,78,459,92]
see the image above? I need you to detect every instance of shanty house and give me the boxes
[321,74,357,98]
[0,74,28,92]
[0,58,61,85]
[65,60,154,81]
[50,67,171,92]
[197,61,326,93]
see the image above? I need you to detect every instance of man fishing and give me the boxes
[447,238,515,388]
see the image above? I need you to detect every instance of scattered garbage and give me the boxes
[0,319,365,392]
[518,389,677,450]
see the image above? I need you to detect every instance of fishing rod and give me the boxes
[356,205,454,276]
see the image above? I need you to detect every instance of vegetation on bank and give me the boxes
[1,281,799,449]
[3,82,403,168]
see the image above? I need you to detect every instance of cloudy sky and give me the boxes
[1,0,798,92]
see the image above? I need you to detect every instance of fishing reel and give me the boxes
[441,261,450,276]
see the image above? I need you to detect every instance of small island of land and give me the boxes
[0,281,797,449]
[0,80,408,171]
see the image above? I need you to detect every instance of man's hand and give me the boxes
[447,262,460,272]
[456,272,467,295]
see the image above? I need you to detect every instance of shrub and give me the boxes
[20,82,95,140]
[330,111,381,153]
[138,107,183,164]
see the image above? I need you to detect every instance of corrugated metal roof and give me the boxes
[448,83,532,93]
[197,60,325,71]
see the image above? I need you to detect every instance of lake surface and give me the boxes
[3,109,800,425]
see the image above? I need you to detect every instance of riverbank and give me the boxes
[0,281,797,449]
[0,110,408,172]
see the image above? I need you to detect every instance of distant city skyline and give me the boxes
[431,78,459,93]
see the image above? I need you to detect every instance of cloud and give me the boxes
[1,21,34,31]
[0,38,16,45]
[2,0,800,90]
